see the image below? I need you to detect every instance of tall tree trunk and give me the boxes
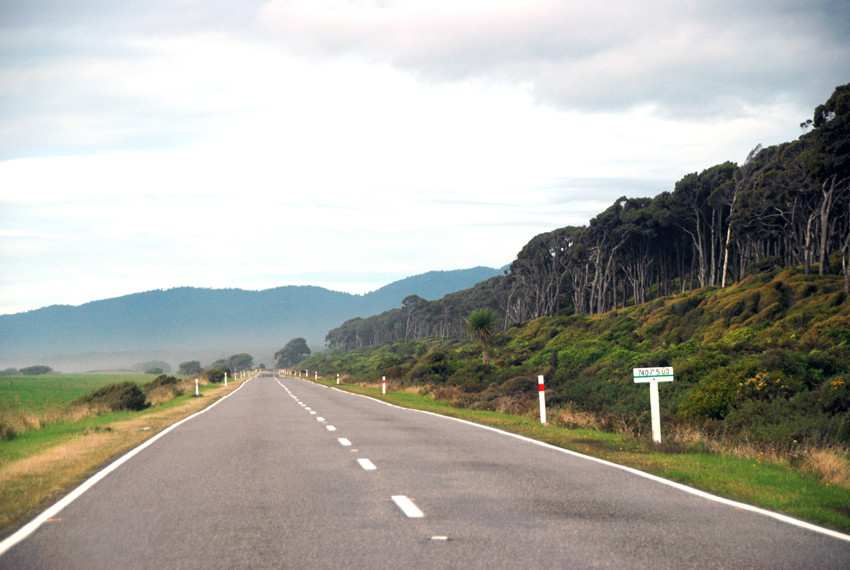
[819,175,837,276]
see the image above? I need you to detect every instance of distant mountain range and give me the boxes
[0,267,502,372]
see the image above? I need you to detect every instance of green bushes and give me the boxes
[679,369,743,420]
[73,382,148,412]
[202,368,228,383]
[407,350,458,384]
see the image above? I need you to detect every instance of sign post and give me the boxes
[633,367,674,443]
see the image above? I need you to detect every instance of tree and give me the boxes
[722,145,762,287]
[275,338,311,368]
[467,308,496,364]
[19,365,53,376]
[228,353,254,373]
[178,360,203,375]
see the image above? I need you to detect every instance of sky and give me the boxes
[1,1,848,315]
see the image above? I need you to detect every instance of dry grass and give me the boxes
[551,404,607,431]
[0,403,115,439]
[802,446,850,486]
[547,405,850,488]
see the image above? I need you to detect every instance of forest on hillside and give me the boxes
[326,83,850,351]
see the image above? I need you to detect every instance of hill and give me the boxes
[0,267,501,371]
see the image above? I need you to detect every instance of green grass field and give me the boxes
[0,373,154,413]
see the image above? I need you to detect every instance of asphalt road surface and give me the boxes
[2,373,849,568]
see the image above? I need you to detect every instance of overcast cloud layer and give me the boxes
[1,1,848,315]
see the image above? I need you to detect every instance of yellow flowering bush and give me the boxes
[737,372,801,402]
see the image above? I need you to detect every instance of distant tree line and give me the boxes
[326,83,850,351]
[0,365,54,376]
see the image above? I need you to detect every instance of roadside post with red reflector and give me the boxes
[538,374,546,424]
[382,376,386,395]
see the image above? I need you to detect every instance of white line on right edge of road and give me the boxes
[392,495,424,518]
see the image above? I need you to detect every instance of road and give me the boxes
[1,373,848,568]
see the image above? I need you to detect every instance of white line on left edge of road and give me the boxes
[392,496,424,518]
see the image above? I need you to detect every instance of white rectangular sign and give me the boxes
[633,367,674,383]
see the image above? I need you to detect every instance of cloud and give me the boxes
[259,0,850,118]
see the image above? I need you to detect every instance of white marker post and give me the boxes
[194,378,199,397]
[537,375,547,424]
[224,372,227,387]
[382,376,386,395]
[315,371,318,380]
[633,367,674,443]
[336,374,340,385]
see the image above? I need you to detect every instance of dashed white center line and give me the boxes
[392,495,424,518]
[327,425,337,431]
[357,458,377,471]
[310,411,317,415]
[338,438,351,446]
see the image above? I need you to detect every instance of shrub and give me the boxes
[819,377,850,414]
[678,369,743,420]
[0,420,16,441]
[73,382,148,411]
[406,350,458,384]
[144,374,179,392]
[737,372,802,402]
[202,367,228,383]
[447,363,497,392]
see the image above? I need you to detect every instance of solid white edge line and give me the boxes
[0,375,258,558]
[311,380,850,543]
[392,495,424,518]
[357,458,377,470]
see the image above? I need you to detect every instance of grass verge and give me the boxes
[0,376,249,539]
[316,378,850,533]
